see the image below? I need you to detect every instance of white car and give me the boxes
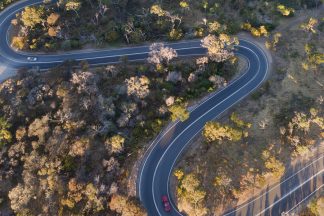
[27,57,37,61]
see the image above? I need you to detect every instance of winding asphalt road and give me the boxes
[137,38,270,216]
[0,1,323,216]
[0,0,206,69]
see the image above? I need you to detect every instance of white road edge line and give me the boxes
[255,169,324,216]
[222,154,324,216]
[165,42,267,216]
[2,4,297,213]
[137,46,252,202]
[152,43,262,216]
[138,46,251,203]
[2,1,322,216]
[0,1,201,64]
[284,184,324,214]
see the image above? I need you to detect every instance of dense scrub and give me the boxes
[0,0,17,11]
[9,0,322,51]
[0,42,237,214]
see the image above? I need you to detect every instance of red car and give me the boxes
[162,195,171,212]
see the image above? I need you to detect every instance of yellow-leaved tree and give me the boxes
[0,117,12,148]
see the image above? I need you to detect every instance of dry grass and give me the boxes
[173,8,324,216]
